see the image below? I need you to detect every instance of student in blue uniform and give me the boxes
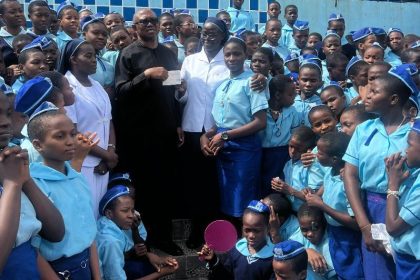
[260,75,300,196]
[0,93,64,280]
[0,0,27,48]
[200,37,268,223]
[305,132,364,279]
[96,186,179,280]
[324,52,348,92]
[321,31,342,82]
[372,27,387,50]
[281,5,298,50]
[271,125,316,212]
[339,104,375,137]
[27,0,53,38]
[262,193,301,243]
[284,52,299,75]
[258,1,281,35]
[327,13,356,60]
[198,200,274,280]
[103,26,132,67]
[385,28,404,67]
[363,43,385,65]
[103,12,125,31]
[54,1,79,52]
[241,31,262,67]
[158,12,175,43]
[250,47,274,80]
[343,65,418,280]
[28,104,100,279]
[262,19,290,61]
[385,119,420,279]
[272,240,308,280]
[345,56,369,104]
[289,21,309,54]
[227,0,255,33]
[319,82,347,125]
[352,27,376,58]
[173,13,196,65]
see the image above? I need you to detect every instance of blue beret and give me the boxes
[273,240,306,261]
[0,83,14,96]
[410,40,420,49]
[80,14,102,31]
[412,118,420,134]
[388,63,418,95]
[57,0,77,15]
[299,54,322,71]
[247,200,270,213]
[322,81,343,92]
[372,27,386,36]
[352,27,373,42]
[22,36,53,53]
[284,52,299,64]
[99,185,131,215]
[387,27,404,37]
[108,172,132,185]
[328,13,344,22]
[28,101,59,123]
[287,72,299,82]
[15,77,53,116]
[345,56,362,77]
[323,30,341,41]
[293,20,309,31]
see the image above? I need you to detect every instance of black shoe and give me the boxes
[154,241,184,256]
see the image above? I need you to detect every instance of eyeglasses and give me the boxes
[133,17,158,26]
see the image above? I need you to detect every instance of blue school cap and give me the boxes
[388,63,418,95]
[273,240,306,261]
[284,52,299,64]
[247,200,270,213]
[57,0,77,15]
[372,27,386,36]
[299,54,322,71]
[352,27,373,42]
[28,101,59,123]
[345,56,362,77]
[15,77,53,116]
[287,72,299,83]
[293,20,309,31]
[323,30,340,41]
[410,40,420,49]
[108,172,132,185]
[0,83,13,96]
[387,27,404,37]
[99,185,131,215]
[328,13,344,22]
[412,119,420,134]
[21,36,53,53]
[80,14,102,31]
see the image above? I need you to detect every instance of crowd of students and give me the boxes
[0,0,418,279]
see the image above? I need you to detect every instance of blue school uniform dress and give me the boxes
[292,94,322,127]
[307,146,332,191]
[102,50,119,67]
[391,168,420,279]
[291,232,337,280]
[212,70,268,217]
[288,41,302,55]
[284,159,309,212]
[0,175,42,279]
[227,7,255,33]
[90,55,115,88]
[54,31,75,53]
[207,237,274,280]
[30,161,97,279]
[322,171,364,279]
[345,86,359,104]
[384,50,402,67]
[260,107,301,197]
[0,27,27,47]
[261,42,290,60]
[280,24,294,50]
[278,215,301,241]
[96,216,152,280]
[343,118,410,280]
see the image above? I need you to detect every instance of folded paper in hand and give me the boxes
[163,70,181,86]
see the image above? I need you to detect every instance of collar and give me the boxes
[57,31,74,41]
[229,69,253,80]
[0,26,26,37]
[236,236,274,258]
[373,118,411,137]
[197,47,225,63]
[97,216,133,252]
[227,6,243,12]
[30,161,80,181]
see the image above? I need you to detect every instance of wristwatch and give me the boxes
[221,131,229,141]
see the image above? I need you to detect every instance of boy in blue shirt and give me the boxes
[227,0,255,33]
[289,20,309,54]
[281,5,298,50]
[272,240,308,280]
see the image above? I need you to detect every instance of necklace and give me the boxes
[269,108,281,115]
[396,116,407,131]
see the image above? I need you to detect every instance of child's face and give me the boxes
[0,94,12,148]
[43,44,59,71]
[310,110,337,135]
[298,67,321,96]
[233,0,244,9]
[71,43,97,75]
[306,35,320,48]
[60,76,75,106]
[79,10,92,20]
[111,29,132,51]
[127,27,138,41]
[339,111,360,136]
[316,140,334,167]
[49,12,59,34]
[322,36,341,55]
[320,88,346,117]
[368,65,388,86]
[185,41,199,56]
[293,30,309,49]
[218,14,231,31]
[159,15,174,37]
[266,21,282,45]
[284,8,298,25]
[104,14,124,31]
[299,216,325,245]
[242,212,268,251]
[350,65,369,87]
[224,42,246,73]
[288,136,308,161]
[177,16,195,38]
[406,132,420,168]
[22,51,48,79]
[1,1,25,28]
[358,35,376,54]
[29,5,50,33]
[328,20,345,38]
[84,22,108,51]
[59,9,79,35]
[268,3,281,19]
[251,52,271,77]
[34,114,77,162]
[273,260,306,280]
[328,61,347,82]
[388,32,404,53]
[363,47,384,64]
[275,83,297,108]
[364,79,391,114]
[107,196,135,230]
[245,35,262,58]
